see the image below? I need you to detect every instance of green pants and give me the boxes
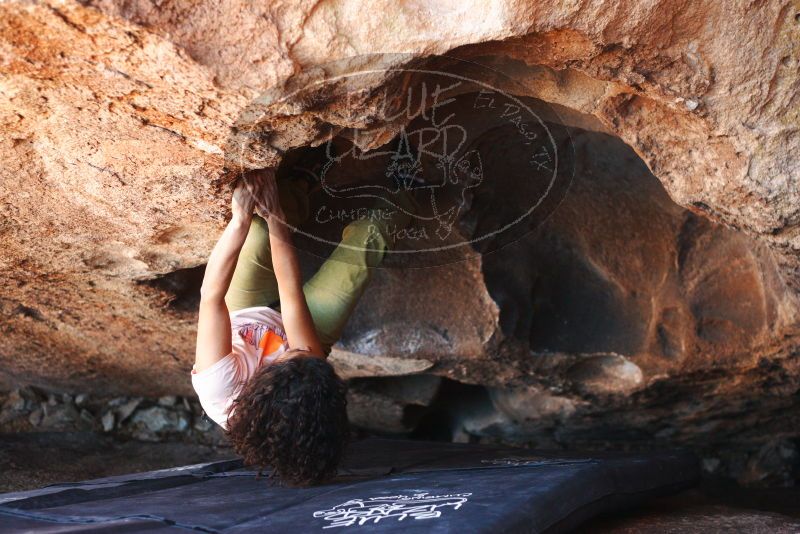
[225,179,415,353]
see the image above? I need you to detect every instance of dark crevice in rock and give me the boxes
[138,265,206,312]
[11,304,45,322]
[410,378,494,443]
[347,351,800,484]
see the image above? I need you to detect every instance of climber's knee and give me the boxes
[339,218,388,267]
[341,218,386,249]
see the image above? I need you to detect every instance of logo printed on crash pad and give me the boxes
[480,456,597,467]
[312,492,472,528]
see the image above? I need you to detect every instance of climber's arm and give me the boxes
[266,214,323,355]
[258,175,324,356]
[194,183,255,372]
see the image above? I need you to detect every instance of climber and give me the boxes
[190,151,419,486]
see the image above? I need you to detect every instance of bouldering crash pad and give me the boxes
[0,438,699,533]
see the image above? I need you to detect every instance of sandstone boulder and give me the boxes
[0,0,798,483]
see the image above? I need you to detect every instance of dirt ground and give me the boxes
[583,481,800,533]
[0,431,231,493]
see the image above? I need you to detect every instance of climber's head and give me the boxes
[226,349,349,486]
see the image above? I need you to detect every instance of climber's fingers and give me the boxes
[246,168,282,220]
[231,179,257,221]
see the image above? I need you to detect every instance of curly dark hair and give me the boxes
[226,351,349,486]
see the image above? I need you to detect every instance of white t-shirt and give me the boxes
[191,306,288,428]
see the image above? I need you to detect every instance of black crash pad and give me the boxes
[0,438,699,533]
